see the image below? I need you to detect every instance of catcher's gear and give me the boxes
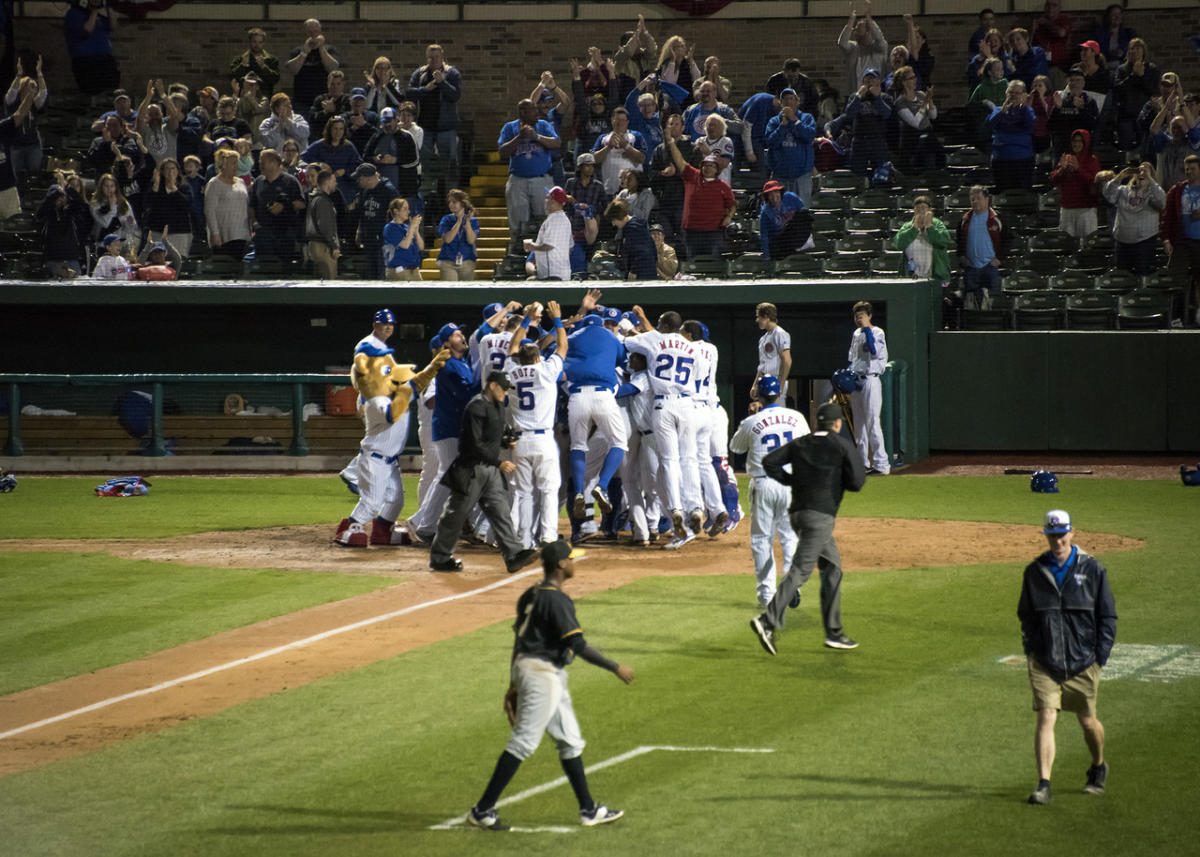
[1030,470,1059,493]
[831,368,861,394]
[1181,463,1200,487]
[756,375,781,399]
[95,476,151,497]
[0,471,16,493]
[373,308,395,324]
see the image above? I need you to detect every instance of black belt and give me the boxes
[654,393,689,399]
[639,429,653,436]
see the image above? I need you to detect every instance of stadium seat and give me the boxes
[835,234,882,253]
[1117,290,1172,329]
[849,189,896,214]
[1066,292,1117,329]
[943,187,973,210]
[1048,271,1094,293]
[809,191,849,214]
[198,255,241,279]
[844,213,887,234]
[1067,247,1112,274]
[729,253,770,279]
[822,254,868,277]
[586,255,622,280]
[946,147,987,170]
[492,253,528,280]
[1095,268,1140,294]
[679,255,729,278]
[995,188,1040,215]
[961,293,1013,330]
[810,211,844,236]
[1014,290,1066,329]
[773,253,823,277]
[818,171,866,194]
[1082,228,1114,251]
[1002,271,1049,294]
[1029,230,1077,254]
[1012,249,1062,276]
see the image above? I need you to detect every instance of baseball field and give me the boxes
[0,467,1197,856]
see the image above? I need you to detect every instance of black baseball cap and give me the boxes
[817,402,844,427]
[486,370,513,390]
[541,538,584,568]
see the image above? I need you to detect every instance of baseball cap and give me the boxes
[862,67,881,79]
[577,314,603,327]
[102,233,122,247]
[350,87,367,101]
[547,186,569,205]
[1043,509,1072,535]
[816,402,844,427]
[198,86,219,100]
[486,370,513,390]
[380,107,397,121]
[482,301,504,319]
[576,152,596,166]
[702,155,719,165]
[541,538,584,568]
[539,90,555,102]
[147,241,167,254]
[436,322,460,345]
[428,335,442,351]
[762,179,785,195]
[1079,39,1101,54]
[243,72,261,85]
[779,87,797,98]
[1067,65,1086,78]
[697,321,710,341]
[648,223,665,234]
[600,306,622,323]
[353,163,378,179]
[374,308,395,324]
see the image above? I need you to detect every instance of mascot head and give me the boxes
[352,352,420,400]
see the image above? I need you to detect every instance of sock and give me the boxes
[375,516,393,527]
[600,476,622,532]
[1037,778,1051,789]
[477,750,523,811]
[597,447,625,490]
[560,755,594,811]
[570,449,587,497]
[714,457,740,516]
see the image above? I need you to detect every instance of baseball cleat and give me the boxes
[1027,783,1053,805]
[339,473,360,495]
[334,521,369,548]
[824,633,859,650]
[580,805,624,826]
[467,806,508,830]
[706,511,729,537]
[591,485,613,515]
[369,518,396,546]
[750,615,777,655]
[572,493,587,519]
[505,547,540,574]
[662,532,695,551]
[430,557,464,572]
[670,510,687,540]
[1083,763,1108,795]
[686,509,703,533]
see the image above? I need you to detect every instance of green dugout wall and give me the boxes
[5,280,1199,457]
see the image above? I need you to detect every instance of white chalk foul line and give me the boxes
[0,568,544,742]
[430,745,775,833]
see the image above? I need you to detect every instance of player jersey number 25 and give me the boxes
[654,353,693,387]
[760,430,794,451]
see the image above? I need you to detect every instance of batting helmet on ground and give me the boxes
[0,471,16,493]
[756,375,781,399]
[1031,470,1059,493]
[1181,464,1200,487]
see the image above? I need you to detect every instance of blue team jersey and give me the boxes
[563,322,626,391]
[497,119,558,178]
[431,356,477,441]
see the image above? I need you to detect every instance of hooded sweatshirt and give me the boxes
[1102,176,1166,244]
[1049,129,1100,210]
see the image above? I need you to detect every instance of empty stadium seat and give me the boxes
[1066,292,1117,329]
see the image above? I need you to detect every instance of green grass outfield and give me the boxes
[0,475,1196,856]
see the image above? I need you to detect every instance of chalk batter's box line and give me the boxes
[0,568,545,742]
[430,745,776,834]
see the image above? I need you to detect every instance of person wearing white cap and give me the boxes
[1018,509,1117,806]
[524,186,573,281]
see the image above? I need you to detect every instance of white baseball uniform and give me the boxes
[849,323,889,474]
[338,332,393,490]
[350,394,412,524]
[757,323,791,380]
[474,329,517,386]
[729,404,810,606]
[415,378,438,510]
[691,339,726,520]
[505,352,564,546]
[617,368,660,543]
[624,329,709,519]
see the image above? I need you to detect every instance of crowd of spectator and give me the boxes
[3,5,1196,321]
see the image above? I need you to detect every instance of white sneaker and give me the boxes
[580,804,624,826]
[663,532,696,550]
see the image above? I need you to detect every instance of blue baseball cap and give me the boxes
[102,233,122,247]
[600,306,621,323]
[577,314,603,327]
[698,321,710,341]
[622,310,637,324]
[147,241,167,253]
[483,302,504,319]
[374,308,395,324]
[862,67,881,79]
[429,335,442,351]
[436,322,461,345]
[1043,509,1072,535]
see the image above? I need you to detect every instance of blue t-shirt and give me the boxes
[966,211,995,269]
[1183,185,1200,241]
[563,323,626,390]
[382,221,421,270]
[301,140,362,201]
[437,213,480,262]
[497,118,557,177]
[738,92,781,148]
[759,191,804,256]
[1044,545,1078,589]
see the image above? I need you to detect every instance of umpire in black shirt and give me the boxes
[751,401,866,654]
[430,370,541,574]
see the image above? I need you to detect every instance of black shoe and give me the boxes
[788,589,801,609]
[1027,783,1052,805]
[750,615,776,655]
[467,805,508,830]
[1083,762,1108,795]
[505,547,540,574]
[430,557,464,572]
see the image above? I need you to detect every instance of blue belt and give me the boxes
[517,429,548,436]
[362,448,399,464]
[569,385,613,394]
[654,393,689,400]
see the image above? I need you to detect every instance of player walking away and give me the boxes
[848,301,890,475]
[337,308,396,495]
[729,376,810,608]
[428,371,541,574]
[625,305,711,547]
[467,539,633,831]
[750,402,865,654]
[1018,509,1116,806]
[749,302,791,414]
[505,301,568,548]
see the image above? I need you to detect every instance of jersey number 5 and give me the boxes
[517,381,535,411]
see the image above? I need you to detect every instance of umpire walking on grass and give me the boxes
[750,401,865,655]
[466,539,633,831]
[429,370,541,574]
[1019,509,1116,806]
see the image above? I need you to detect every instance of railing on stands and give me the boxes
[1,373,359,458]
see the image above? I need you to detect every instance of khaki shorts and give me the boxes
[1028,657,1100,716]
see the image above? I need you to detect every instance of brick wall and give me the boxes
[21,7,1200,150]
